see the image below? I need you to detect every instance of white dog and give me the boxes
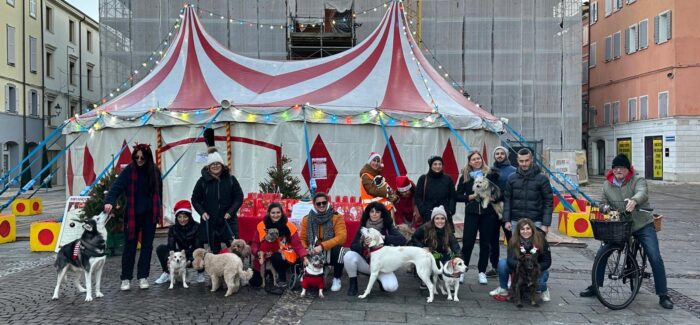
[438,257,468,301]
[168,250,188,289]
[473,176,503,218]
[357,227,441,303]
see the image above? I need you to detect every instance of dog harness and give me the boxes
[72,242,81,261]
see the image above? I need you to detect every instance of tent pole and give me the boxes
[439,114,472,152]
[156,127,162,170]
[226,122,232,170]
[377,113,400,176]
[302,106,315,195]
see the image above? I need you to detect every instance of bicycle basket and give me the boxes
[590,219,632,243]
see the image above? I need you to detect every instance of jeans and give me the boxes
[489,220,512,269]
[497,258,549,292]
[593,223,667,296]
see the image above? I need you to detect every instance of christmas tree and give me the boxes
[258,155,301,199]
[79,168,125,233]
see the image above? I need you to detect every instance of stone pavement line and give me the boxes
[258,289,313,325]
[0,256,53,279]
[575,246,700,319]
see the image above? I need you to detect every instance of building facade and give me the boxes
[587,0,700,182]
[43,0,101,186]
[1,0,43,184]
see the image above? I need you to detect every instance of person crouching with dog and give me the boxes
[154,200,206,285]
[409,206,461,289]
[394,175,421,228]
[489,218,551,302]
[300,192,347,292]
[250,202,307,295]
[344,202,406,296]
[104,143,162,291]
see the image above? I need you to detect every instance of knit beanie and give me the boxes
[206,151,225,166]
[492,146,508,158]
[611,154,631,169]
[431,205,447,220]
[428,155,443,167]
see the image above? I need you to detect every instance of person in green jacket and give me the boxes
[579,154,673,309]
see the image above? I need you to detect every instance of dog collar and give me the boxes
[72,242,81,261]
[369,245,384,253]
[442,269,460,278]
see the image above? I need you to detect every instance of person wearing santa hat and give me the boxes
[393,175,421,227]
[359,151,398,212]
[154,200,205,285]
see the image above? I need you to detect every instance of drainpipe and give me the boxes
[40,0,45,142]
[79,15,86,114]
[22,0,27,157]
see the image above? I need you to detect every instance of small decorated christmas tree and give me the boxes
[79,168,125,233]
[258,155,301,199]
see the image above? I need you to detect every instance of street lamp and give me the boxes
[53,103,62,117]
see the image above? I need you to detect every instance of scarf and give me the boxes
[264,215,291,240]
[365,218,384,232]
[427,169,444,179]
[127,165,161,240]
[469,170,484,179]
[307,207,335,247]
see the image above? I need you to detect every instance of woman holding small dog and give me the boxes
[456,150,501,285]
[359,152,399,212]
[154,200,205,285]
[300,192,347,292]
[250,203,307,294]
[489,218,551,302]
[410,206,461,288]
[344,202,406,296]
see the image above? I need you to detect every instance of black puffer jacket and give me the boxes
[455,169,501,215]
[414,171,456,219]
[191,167,244,238]
[409,225,461,258]
[168,213,201,261]
[503,165,553,226]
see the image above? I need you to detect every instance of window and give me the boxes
[45,49,53,78]
[614,0,623,11]
[603,103,611,125]
[69,20,75,43]
[628,98,637,121]
[6,25,15,66]
[640,95,648,120]
[582,60,589,84]
[5,84,17,113]
[589,106,596,127]
[583,101,589,123]
[626,24,638,54]
[29,90,38,116]
[627,0,636,4]
[6,0,14,6]
[583,25,589,45]
[613,31,621,58]
[45,6,53,32]
[590,2,598,24]
[604,36,612,62]
[69,60,76,85]
[658,91,668,118]
[29,0,36,18]
[612,101,620,124]
[590,42,597,67]
[605,0,612,17]
[29,36,37,73]
[87,65,94,90]
[46,99,54,125]
[655,10,672,44]
[639,19,648,49]
[87,31,92,52]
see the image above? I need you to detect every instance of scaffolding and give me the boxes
[99,0,581,150]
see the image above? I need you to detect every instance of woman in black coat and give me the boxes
[414,156,457,231]
[154,200,205,285]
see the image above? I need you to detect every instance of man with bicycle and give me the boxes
[579,154,673,309]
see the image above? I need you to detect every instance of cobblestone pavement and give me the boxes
[0,178,698,324]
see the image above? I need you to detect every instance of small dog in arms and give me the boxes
[168,250,188,289]
[300,253,326,298]
[438,257,468,302]
[52,215,107,302]
[473,176,503,218]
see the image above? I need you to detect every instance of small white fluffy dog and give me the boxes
[168,250,188,289]
[358,227,441,303]
[437,257,468,301]
[192,248,253,297]
[473,176,503,218]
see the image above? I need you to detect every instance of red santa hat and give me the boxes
[173,200,193,215]
[367,151,382,164]
[396,176,413,193]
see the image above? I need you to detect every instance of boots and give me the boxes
[347,277,358,296]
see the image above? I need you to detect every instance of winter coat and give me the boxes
[167,214,201,261]
[105,164,161,217]
[409,225,460,258]
[350,217,406,256]
[602,167,652,233]
[492,160,517,191]
[359,164,391,199]
[455,169,502,216]
[414,171,456,219]
[506,229,552,272]
[191,167,244,238]
[503,165,553,226]
[251,221,307,272]
[300,213,347,250]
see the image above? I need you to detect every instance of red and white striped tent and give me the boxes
[65,1,503,221]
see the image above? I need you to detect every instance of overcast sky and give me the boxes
[66,0,99,22]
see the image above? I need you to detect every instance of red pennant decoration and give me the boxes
[442,139,459,183]
[301,135,338,194]
[82,147,97,187]
[66,149,73,196]
[116,140,133,173]
[380,136,407,190]
[482,143,489,166]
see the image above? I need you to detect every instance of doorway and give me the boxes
[596,140,605,175]
[644,136,663,180]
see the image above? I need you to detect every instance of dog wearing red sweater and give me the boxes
[300,253,325,298]
[259,228,280,288]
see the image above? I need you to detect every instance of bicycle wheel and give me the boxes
[592,245,641,310]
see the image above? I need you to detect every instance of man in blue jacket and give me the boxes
[486,146,517,277]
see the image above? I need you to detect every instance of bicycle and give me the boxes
[589,203,654,310]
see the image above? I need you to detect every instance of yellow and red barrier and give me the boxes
[0,214,16,244]
[30,220,61,251]
[557,208,593,237]
[11,197,43,216]
[553,195,588,213]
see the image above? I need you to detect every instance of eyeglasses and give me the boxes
[135,156,145,161]
[210,162,223,167]
[612,166,627,171]
[315,201,328,207]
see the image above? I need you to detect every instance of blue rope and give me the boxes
[302,106,315,195]
[0,132,65,196]
[440,114,473,152]
[377,113,400,176]
[0,120,68,185]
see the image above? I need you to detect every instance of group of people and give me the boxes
[103,141,672,309]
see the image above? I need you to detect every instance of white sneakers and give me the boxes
[120,280,131,291]
[195,272,206,283]
[331,278,342,292]
[478,272,488,285]
[541,288,551,302]
[489,287,508,296]
[139,278,149,289]
[154,272,170,284]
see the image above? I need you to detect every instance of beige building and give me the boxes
[1,0,43,184]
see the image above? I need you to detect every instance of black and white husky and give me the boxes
[52,217,107,302]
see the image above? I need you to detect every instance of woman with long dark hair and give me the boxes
[105,143,162,291]
[410,205,460,289]
[414,156,457,231]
